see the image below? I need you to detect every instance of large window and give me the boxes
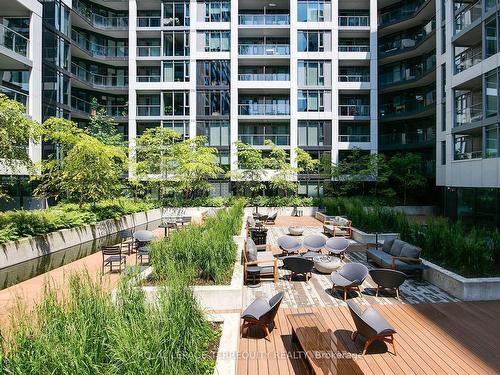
[43,67,69,106]
[204,1,230,22]
[201,90,230,116]
[163,1,190,26]
[163,91,189,116]
[204,31,230,52]
[298,121,326,146]
[163,61,189,82]
[298,61,325,86]
[298,90,328,112]
[486,69,498,118]
[485,15,498,58]
[298,31,326,52]
[163,31,189,56]
[42,0,70,37]
[486,124,500,158]
[200,60,230,85]
[298,0,328,22]
[43,31,70,70]
[200,120,230,146]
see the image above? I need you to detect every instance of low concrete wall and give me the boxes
[423,260,500,301]
[0,208,163,269]
[208,312,240,375]
[351,228,399,245]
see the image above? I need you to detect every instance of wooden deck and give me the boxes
[237,301,500,375]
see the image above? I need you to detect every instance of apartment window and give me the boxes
[137,94,160,116]
[204,1,230,22]
[298,61,325,86]
[42,0,70,37]
[163,119,189,138]
[441,0,446,21]
[163,61,189,82]
[163,91,189,116]
[163,31,189,56]
[441,102,447,131]
[163,1,190,26]
[43,32,70,70]
[298,90,326,112]
[485,16,498,58]
[298,31,325,52]
[486,124,499,158]
[486,69,498,118]
[204,31,230,52]
[441,141,446,164]
[200,120,230,146]
[441,24,446,54]
[298,121,325,146]
[454,132,482,160]
[297,0,327,22]
[201,91,230,116]
[441,64,446,98]
[201,60,230,85]
[43,67,69,106]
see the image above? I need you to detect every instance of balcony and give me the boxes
[454,0,482,35]
[338,44,369,53]
[338,16,370,27]
[136,105,161,117]
[137,74,161,83]
[137,45,161,57]
[0,23,28,58]
[238,44,290,56]
[137,17,161,28]
[379,94,435,120]
[71,63,128,89]
[338,105,370,117]
[379,18,435,57]
[379,0,430,28]
[71,96,128,117]
[238,134,290,146]
[454,45,482,74]
[455,102,483,127]
[238,103,290,116]
[379,131,435,150]
[71,31,128,58]
[238,14,290,25]
[0,84,28,108]
[379,57,436,89]
[73,0,128,29]
[338,74,370,83]
[338,135,370,142]
[238,73,290,81]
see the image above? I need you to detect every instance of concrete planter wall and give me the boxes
[351,228,399,245]
[0,208,163,269]
[422,260,500,301]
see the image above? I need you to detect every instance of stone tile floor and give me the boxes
[243,226,459,308]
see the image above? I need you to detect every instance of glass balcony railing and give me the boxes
[379,18,435,55]
[454,0,482,35]
[338,135,370,142]
[379,0,427,27]
[71,31,128,57]
[71,96,128,117]
[338,16,370,27]
[238,134,290,146]
[239,14,290,25]
[137,46,161,57]
[0,84,28,108]
[136,105,161,116]
[238,103,290,115]
[0,23,29,58]
[455,45,482,74]
[380,95,435,118]
[238,73,290,81]
[71,63,128,88]
[338,45,369,52]
[338,74,370,82]
[73,0,128,29]
[379,58,436,87]
[455,102,483,127]
[338,105,370,116]
[136,75,161,82]
[238,44,290,56]
[137,17,161,28]
[455,150,482,160]
[379,132,435,147]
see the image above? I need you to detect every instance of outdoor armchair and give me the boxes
[323,216,352,238]
[347,300,397,355]
[243,238,277,284]
[241,292,284,341]
[331,263,368,301]
[102,246,126,273]
[325,237,350,259]
[283,256,314,281]
[266,212,277,225]
[277,236,302,255]
[302,235,326,253]
[369,269,406,298]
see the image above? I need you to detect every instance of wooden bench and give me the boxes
[287,312,362,375]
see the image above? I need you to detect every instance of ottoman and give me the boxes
[313,256,341,274]
[288,227,304,236]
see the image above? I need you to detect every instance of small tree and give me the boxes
[264,140,296,196]
[389,152,427,205]
[296,148,320,195]
[229,141,266,196]
[86,98,123,146]
[330,148,376,196]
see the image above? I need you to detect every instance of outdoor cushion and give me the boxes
[392,259,423,271]
[241,298,269,320]
[331,272,353,287]
[257,252,275,268]
[400,244,421,261]
[382,238,395,254]
[367,249,389,264]
[246,239,258,261]
[362,307,396,336]
[260,266,275,275]
[389,239,406,257]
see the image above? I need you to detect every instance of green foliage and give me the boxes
[159,195,317,208]
[86,98,124,146]
[1,271,218,374]
[151,200,245,284]
[388,153,427,204]
[230,141,267,196]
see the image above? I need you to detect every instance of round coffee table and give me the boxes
[313,256,341,274]
[246,265,262,288]
[288,227,304,236]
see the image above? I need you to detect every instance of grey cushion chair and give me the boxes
[366,238,423,275]
[277,236,302,255]
[266,212,277,225]
[347,300,397,355]
[325,237,350,259]
[369,269,407,298]
[331,263,369,301]
[241,292,284,341]
[302,235,326,253]
[243,239,277,284]
[283,256,314,281]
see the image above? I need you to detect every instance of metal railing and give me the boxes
[379,0,427,27]
[338,45,369,52]
[379,132,435,146]
[238,14,290,25]
[455,102,483,127]
[72,31,128,57]
[73,0,128,28]
[0,84,28,108]
[0,23,29,58]
[238,44,290,55]
[338,16,369,27]
[454,0,482,34]
[137,17,161,28]
[455,45,482,73]
[136,75,161,82]
[338,105,370,116]
[338,135,371,142]
[238,73,290,81]
[379,18,435,55]
[136,105,161,116]
[238,134,290,146]
[338,74,370,82]
[238,103,290,115]
[71,96,128,117]
[71,63,128,88]
[137,45,161,57]
[455,150,482,160]
[379,59,436,87]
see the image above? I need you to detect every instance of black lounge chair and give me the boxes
[283,256,314,281]
[241,292,284,341]
[331,263,369,301]
[277,236,301,255]
[369,269,406,298]
[347,300,397,355]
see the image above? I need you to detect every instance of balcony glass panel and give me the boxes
[72,30,128,57]
[71,96,127,117]
[239,14,290,25]
[0,24,29,57]
[379,52,436,87]
[454,45,482,74]
[338,39,369,52]
[454,90,483,127]
[454,0,482,34]
[379,18,435,55]
[73,0,128,28]
[338,14,369,27]
[238,100,290,115]
[71,63,128,88]
[379,0,427,27]
[238,44,290,55]
[338,105,370,116]
[454,132,482,160]
[0,84,28,108]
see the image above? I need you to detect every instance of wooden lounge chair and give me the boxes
[266,212,277,225]
[243,239,278,284]
[241,292,284,341]
[323,216,352,238]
